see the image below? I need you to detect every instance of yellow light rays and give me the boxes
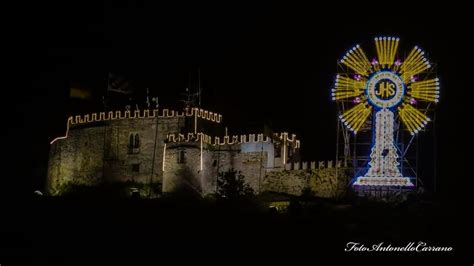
[331,75,366,100]
[375,37,399,69]
[340,45,372,76]
[407,78,440,103]
[400,46,431,82]
[398,103,431,135]
[339,103,372,133]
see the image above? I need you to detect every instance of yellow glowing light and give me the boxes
[162,143,167,172]
[69,108,221,127]
[399,46,430,82]
[194,111,198,134]
[398,103,430,135]
[332,75,366,100]
[70,87,91,99]
[375,37,399,68]
[407,78,440,103]
[200,134,203,171]
[51,107,224,145]
[340,103,372,132]
[282,132,287,166]
[340,45,372,76]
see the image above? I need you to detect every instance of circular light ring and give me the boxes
[366,71,405,108]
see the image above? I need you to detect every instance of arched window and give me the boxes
[134,134,140,149]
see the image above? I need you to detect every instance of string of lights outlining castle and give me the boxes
[47,36,439,199]
[47,103,313,197]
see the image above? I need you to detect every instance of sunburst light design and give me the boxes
[332,37,439,187]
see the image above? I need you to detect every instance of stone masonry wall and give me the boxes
[261,168,350,198]
[162,145,203,195]
[261,170,310,196]
[47,116,185,195]
[163,143,269,195]
[47,108,348,198]
[47,126,105,195]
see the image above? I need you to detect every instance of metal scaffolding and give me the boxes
[334,61,438,199]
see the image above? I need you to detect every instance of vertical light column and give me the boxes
[162,144,166,172]
[194,108,198,134]
[200,133,203,171]
[282,133,287,169]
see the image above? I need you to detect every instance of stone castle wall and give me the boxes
[47,126,105,195]
[47,107,346,198]
[47,116,184,195]
[47,107,278,196]
[163,142,269,195]
[260,167,350,198]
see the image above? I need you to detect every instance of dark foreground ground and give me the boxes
[1,195,471,265]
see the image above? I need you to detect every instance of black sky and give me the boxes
[12,1,471,198]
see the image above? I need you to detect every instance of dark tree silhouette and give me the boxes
[216,168,254,200]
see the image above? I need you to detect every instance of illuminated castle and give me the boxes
[47,106,348,197]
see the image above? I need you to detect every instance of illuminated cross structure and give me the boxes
[332,37,439,191]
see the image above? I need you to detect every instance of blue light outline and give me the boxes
[366,70,405,110]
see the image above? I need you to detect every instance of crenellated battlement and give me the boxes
[68,107,222,127]
[274,132,301,149]
[283,160,347,170]
[166,132,300,147]
[186,107,222,123]
[50,107,223,145]
[167,132,270,146]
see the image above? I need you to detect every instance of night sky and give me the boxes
[13,2,470,199]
